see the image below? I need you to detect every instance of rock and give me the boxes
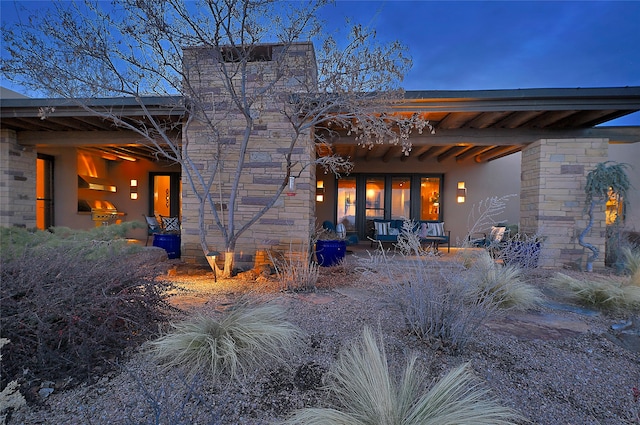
[607,317,640,352]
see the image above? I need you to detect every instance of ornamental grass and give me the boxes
[551,271,640,309]
[470,251,544,310]
[285,327,524,425]
[146,302,304,380]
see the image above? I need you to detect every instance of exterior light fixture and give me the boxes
[130,179,138,200]
[285,176,296,196]
[316,180,325,202]
[206,250,221,282]
[456,181,467,203]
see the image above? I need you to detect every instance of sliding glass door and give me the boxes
[335,174,442,239]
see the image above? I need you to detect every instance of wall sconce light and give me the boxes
[130,179,138,200]
[206,250,220,282]
[285,176,296,196]
[456,181,467,203]
[316,180,325,202]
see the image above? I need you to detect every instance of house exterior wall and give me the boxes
[521,138,609,269]
[608,142,640,231]
[0,129,36,228]
[180,43,317,268]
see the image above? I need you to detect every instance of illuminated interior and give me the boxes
[337,177,356,233]
[420,177,440,220]
[606,189,623,225]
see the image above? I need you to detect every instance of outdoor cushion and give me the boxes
[428,222,445,237]
[374,221,390,236]
[162,216,180,231]
[489,226,507,243]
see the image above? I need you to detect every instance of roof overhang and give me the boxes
[1,87,639,163]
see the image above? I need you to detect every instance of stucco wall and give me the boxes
[35,145,180,240]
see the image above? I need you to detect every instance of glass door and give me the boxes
[419,177,442,221]
[365,177,385,219]
[149,172,181,219]
[336,176,356,233]
[36,154,54,230]
[391,177,411,219]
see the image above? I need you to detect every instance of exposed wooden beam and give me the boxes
[437,146,467,162]
[382,146,402,163]
[485,146,523,162]
[494,110,543,128]
[418,145,449,161]
[475,145,521,162]
[436,112,480,129]
[455,145,497,162]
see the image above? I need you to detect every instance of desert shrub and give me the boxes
[146,302,304,380]
[0,339,26,424]
[358,234,498,353]
[469,251,544,310]
[268,244,319,292]
[551,272,640,309]
[0,226,174,397]
[620,246,640,285]
[285,327,524,425]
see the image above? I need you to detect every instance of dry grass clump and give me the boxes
[268,245,320,292]
[620,246,640,285]
[551,272,640,309]
[146,302,304,380]
[285,327,524,425]
[469,251,544,310]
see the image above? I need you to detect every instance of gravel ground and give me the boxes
[7,252,640,425]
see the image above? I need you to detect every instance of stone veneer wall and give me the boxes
[180,43,317,268]
[0,129,36,228]
[520,138,608,269]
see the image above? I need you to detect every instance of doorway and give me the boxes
[149,172,181,218]
[336,174,443,239]
[36,154,54,230]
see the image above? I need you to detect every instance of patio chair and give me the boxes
[143,215,162,246]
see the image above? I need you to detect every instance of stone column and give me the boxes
[520,138,608,269]
[0,129,37,228]
[180,43,317,269]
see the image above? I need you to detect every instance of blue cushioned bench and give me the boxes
[370,219,451,252]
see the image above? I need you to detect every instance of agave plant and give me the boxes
[285,327,524,425]
[146,302,304,380]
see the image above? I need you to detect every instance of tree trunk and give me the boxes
[222,250,234,278]
[578,199,599,271]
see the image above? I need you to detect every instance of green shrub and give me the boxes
[551,272,640,309]
[285,327,524,425]
[146,302,304,380]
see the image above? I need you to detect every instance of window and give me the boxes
[420,177,441,221]
[365,177,385,219]
[391,177,411,219]
[337,177,356,233]
[333,174,442,239]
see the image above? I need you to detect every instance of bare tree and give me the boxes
[2,0,431,276]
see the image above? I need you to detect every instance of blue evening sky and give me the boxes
[2,0,640,125]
